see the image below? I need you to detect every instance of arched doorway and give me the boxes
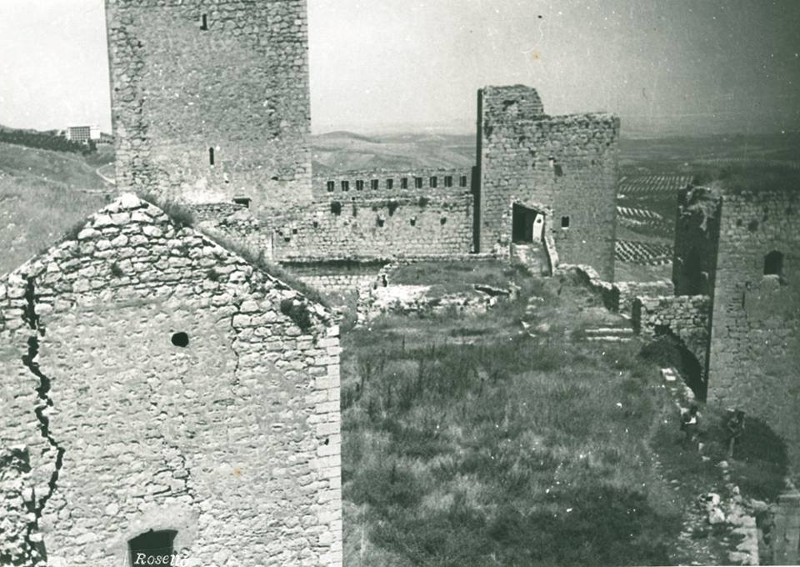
[128,530,177,566]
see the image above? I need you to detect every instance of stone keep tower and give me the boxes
[105,0,313,212]
[476,85,619,281]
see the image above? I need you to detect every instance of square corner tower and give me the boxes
[476,85,619,281]
[105,0,313,212]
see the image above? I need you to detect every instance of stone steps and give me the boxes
[583,326,635,342]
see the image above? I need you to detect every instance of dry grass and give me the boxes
[0,177,109,274]
[342,267,686,566]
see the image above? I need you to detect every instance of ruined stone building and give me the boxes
[105,0,312,212]
[639,169,800,466]
[103,1,620,282]
[0,194,342,566]
[222,86,620,282]
[476,85,620,280]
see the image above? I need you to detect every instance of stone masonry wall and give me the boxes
[312,168,474,201]
[0,194,342,566]
[266,196,473,260]
[633,294,712,378]
[477,85,619,281]
[707,188,800,465]
[279,261,389,294]
[616,279,674,316]
[105,0,312,212]
[673,186,722,295]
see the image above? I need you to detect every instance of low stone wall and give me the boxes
[557,264,619,311]
[632,294,711,376]
[355,253,503,324]
[771,491,800,564]
[280,260,389,294]
[616,279,674,316]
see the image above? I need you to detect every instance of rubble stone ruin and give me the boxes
[0,194,343,566]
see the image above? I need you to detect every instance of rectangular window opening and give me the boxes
[208,147,215,166]
[430,176,438,188]
[341,180,350,192]
[561,215,570,229]
[386,179,394,190]
[400,178,408,189]
[414,177,423,189]
[459,176,468,187]
[233,197,251,208]
[356,180,364,191]
[326,181,335,192]
[200,14,208,30]
[371,179,379,190]
[444,176,453,188]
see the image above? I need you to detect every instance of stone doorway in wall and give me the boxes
[511,203,548,273]
[128,529,177,566]
[512,203,545,244]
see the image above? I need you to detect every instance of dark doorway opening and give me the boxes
[640,329,706,401]
[764,250,784,277]
[129,530,177,567]
[512,204,537,243]
[682,248,706,295]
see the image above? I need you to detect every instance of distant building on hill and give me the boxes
[65,125,100,144]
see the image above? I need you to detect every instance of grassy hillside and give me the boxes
[0,141,110,189]
[0,141,113,274]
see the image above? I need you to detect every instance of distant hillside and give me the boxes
[0,141,110,190]
[314,129,800,175]
[0,141,114,273]
[311,131,475,174]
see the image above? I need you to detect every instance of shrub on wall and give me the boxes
[280,298,313,330]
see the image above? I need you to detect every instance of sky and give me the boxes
[1,0,799,137]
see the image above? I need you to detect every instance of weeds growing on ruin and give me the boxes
[138,191,195,228]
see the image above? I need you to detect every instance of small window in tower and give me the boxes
[341,180,349,192]
[326,181,335,192]
[386,178,394,190]
[400,178,408,189]
[414,177,423,189]
[561,216,570,229]
[444,176,453,188]
[233,197,251,208]
[209,147,215,166]
[459,176,468,187]
[356,180,364,191]
[371,179,379,190]
[430,177,438,188]
[764,250,784,278]
[200,14,208,30]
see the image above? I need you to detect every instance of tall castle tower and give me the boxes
[105,0,312,212]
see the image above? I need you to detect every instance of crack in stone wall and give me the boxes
[19,277,65,565]
[228,300,244,383]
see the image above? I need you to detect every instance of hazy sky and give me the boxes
[1,0,799,136]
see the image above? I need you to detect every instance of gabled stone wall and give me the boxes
[0,195,342,567]
[105,0,312,212]
[476,85,619,281]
